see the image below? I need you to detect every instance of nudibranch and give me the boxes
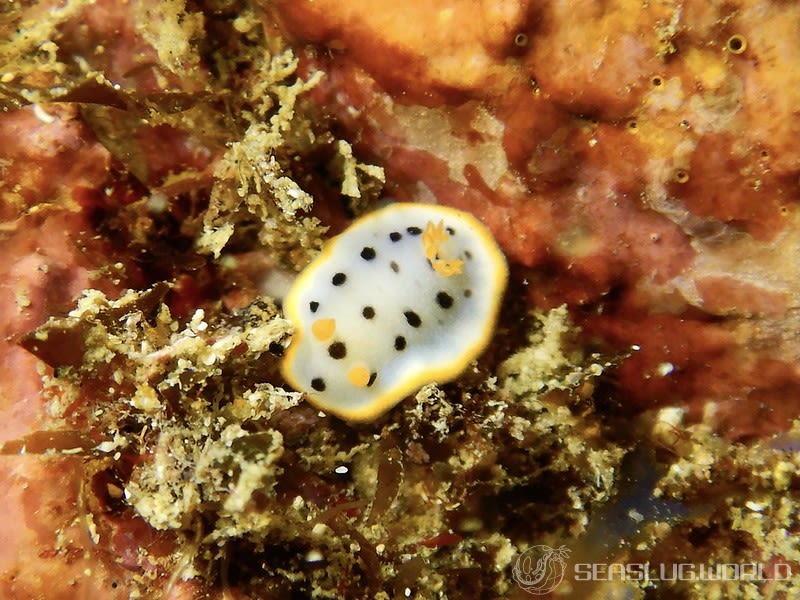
[281,203,508,422]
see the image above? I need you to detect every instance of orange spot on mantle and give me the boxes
[311,318,336,341]
[347,364,370,387]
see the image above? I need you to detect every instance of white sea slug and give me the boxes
[281,203,508,422]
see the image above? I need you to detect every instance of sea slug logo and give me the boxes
[512,544,571,595]
[511,543,792,594]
